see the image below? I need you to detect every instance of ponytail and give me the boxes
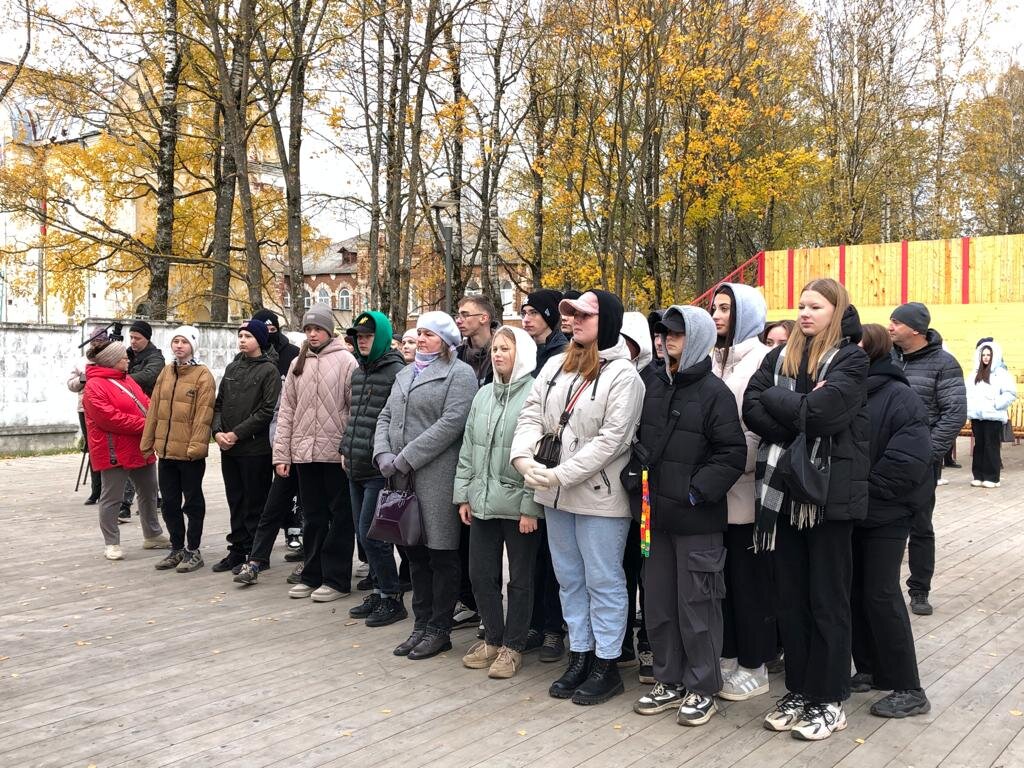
[292,342,310,377]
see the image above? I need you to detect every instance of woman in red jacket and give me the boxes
[83,340,168,560]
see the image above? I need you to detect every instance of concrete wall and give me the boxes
[0,319,246,453]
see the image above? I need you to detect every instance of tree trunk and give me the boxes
[210,103,235,323]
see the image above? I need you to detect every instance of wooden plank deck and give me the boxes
[1,437,1023,767]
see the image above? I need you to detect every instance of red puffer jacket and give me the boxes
[83,366,156,471]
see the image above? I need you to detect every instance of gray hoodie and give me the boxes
[660,305,718,376]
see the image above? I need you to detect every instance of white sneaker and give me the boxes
[982,480,1000,488]
[936,478,950,486]
[971,479,983,487]
[104,545,124,561]
[288,583,315,599]
[719,664,769,701]
[634,682,686,715]
[311,585,349,602]
[764,691,806,731]
[791,701,847,741]
[676,691,716,726]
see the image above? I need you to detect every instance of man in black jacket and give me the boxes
[521,289,568,376]
[889,302,967,616]
[339,311,409,627]
[252,309,300,377]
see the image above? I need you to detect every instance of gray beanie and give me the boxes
[416,311,461,349]
[89,340,127,369]
[301,304,337,334]
[890,302,930,334]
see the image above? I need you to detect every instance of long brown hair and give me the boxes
[976,345,992,384]
[781,278,850,379]
[562,341,600,381]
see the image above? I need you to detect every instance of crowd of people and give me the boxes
[68,282,1018,741]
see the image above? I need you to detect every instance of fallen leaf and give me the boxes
[75,640,91,647]
[1011,709,1023,717]
[11,673,20,678]
[613,724,622,730]
[341,731,352,737]
[345,621,358,626]
[380,709,392,714]
[212,650,221,655]
[855,738,865,744]
[352,644,360,648]
[517,730,527,736]
[0,656,9,662]
[146,620,156,625]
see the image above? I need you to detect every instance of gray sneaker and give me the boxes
[176,550,204,573]
[155,549,184,570]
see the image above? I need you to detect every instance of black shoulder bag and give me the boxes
[534,373,592,468]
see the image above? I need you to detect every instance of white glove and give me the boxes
[512,457,543,479]
[527,467,561,490]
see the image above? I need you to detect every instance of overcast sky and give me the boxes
[1,0,1022,243]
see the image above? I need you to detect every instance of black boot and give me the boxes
[549,651,593,699]
[571,656,624,705]
[407,628,452,660]
[394,627,426,657]
[367,596,408,627]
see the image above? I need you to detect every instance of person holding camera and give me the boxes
[510,289,644,706]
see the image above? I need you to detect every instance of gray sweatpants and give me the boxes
[99,465,162,545]
[643,530,726,696]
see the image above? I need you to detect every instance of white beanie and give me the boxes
[171,325,200,358]
[417,311,461,349]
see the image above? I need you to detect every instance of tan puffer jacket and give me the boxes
[140,363,217,461]
[273,338,356,465]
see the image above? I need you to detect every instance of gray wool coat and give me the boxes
[373,355,478,550]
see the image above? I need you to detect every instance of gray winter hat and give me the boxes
[890,302,930,334]
[301,304,337,334]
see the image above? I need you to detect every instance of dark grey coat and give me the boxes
[373,355,478,549]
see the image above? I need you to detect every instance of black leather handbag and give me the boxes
[780,402,830,506]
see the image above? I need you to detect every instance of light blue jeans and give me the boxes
[544,506,630,660]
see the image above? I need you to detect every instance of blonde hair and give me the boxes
[782,278,850,379]
[562,341,601,381]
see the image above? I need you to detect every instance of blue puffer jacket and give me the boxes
[967,340,1017,423]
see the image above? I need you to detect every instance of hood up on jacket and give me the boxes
[351,310,394,365]
[620,311,653,371]
[841,304,864,345]
[973,339,1005,373]
[717,282,767,345]
[592,289,624,351]
[495,325,537,385]
[661,304,718,378]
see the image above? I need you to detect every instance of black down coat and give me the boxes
[638,356,747,536]
[340,348,407,482]
[862,358,933,527]
[742,307,870,522]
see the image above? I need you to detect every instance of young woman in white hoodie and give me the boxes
[709,283,777,701]
[967,339,1017,487]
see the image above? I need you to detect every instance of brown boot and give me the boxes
[488,647,522,679]
[462,640,500,669]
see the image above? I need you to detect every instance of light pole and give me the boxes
[430,198,457,314]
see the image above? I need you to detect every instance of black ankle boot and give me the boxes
[549,651,593,699]
[407,628,452,660]
[571,656,624,705]
[394,627,426,657]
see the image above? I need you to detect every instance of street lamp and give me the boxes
[430,198,457,314]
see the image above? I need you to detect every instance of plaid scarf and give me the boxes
[753,345,838,552]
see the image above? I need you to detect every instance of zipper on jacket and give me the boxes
[599,469,611,495]
[163,365,180,457]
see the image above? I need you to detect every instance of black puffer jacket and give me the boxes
[533,330,569,377]
[862,358,933,527]
[743,306,870,522]
[212,353,281,456]
[340,348,406,482]
[128,342,165,396]
[639,357,747,535]
[893,329,966,464]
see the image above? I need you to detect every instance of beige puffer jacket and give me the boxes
[140,363,216,461]
[272,338,356,465]
[510,337,645,518]
[711,335,770,525]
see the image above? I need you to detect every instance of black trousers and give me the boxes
[907,462,939,596]
[774,515,853,703]
[622,520,648,652]
[458,523,477,611]
[469,517,541,652]
[249,471,300,565]
[78,412,102,499]
[722,522,778,668]
[221,454,273,556]
[158,458,207,551]
[530,522,565,636]
[407,545,460,632]
[851,523,921,691]
[296,462,354,592]
[971,420,1003,483]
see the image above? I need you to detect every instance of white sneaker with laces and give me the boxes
[719,664,769,701]
[104,544,124,561]
[676,690,716,726]
[634,682,686,715]
[791,701,847,741]
[764,691,806,731]
[311,585,349,602]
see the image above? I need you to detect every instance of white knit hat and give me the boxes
[417,311,461,349]
[170,325,200,358]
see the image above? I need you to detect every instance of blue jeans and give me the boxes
[351,477,400,596]
[544,506,630,660]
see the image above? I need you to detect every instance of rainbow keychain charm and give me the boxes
[640,468,651,557]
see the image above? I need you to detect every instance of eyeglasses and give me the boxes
[457,311,484,320]
[521,308,540,318]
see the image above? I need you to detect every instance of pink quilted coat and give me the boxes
[272,338,357,465]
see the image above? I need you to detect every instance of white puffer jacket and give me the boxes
[273,338,357,465]
[510,337,645,517]
[966,340,1017,424]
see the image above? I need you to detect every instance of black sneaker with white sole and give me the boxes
[676,691,716,726]
[634,682,686,715]
[349,593,381,618]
